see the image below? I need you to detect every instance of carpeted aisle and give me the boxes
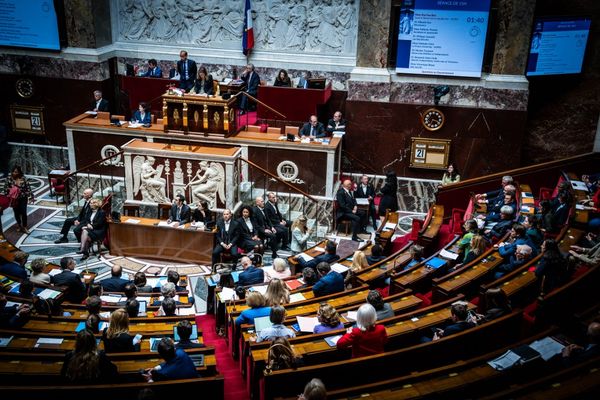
[196,314,249,400]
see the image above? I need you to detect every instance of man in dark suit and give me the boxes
[312,262,344,297]
[91,90,109,112]
[239,63,260,114]
[484,205,515,241]
[337,179,365,241]
[55,188,93,243]
[355,175,377,228]
[253,196,279,258]
[144,59,163,78]
[299,115,326,138]
[212,209,240,265]
[144,338,198,381]
[100,265,129,293]
[237,256,264,287]
[175,320,205,349]
[296,240,340,272]
[326,111,347,134]
[265,192,291,251]
[51,256,86,303]
[0,251,29,280]
[177,50,197,92]
[167,194,191,225]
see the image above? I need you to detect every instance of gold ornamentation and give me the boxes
[173,109,180,124]
[213,111,220,127]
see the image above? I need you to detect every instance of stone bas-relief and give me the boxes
[117,0,358,55]
[133,156,169,203]
[186,161,225,209]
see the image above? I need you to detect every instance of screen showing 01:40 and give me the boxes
[526,17,591,76]
[395,0,491,78]
[0,0,60,50]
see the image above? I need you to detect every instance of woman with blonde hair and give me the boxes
[264,257,292,282]
[235,292,271,327]
[291,215,312,254]
[29,258,50,284]
[337,303,387,358]
[264,278,290,307]
[351,251,369,273]
[61,329,117,383]
[313,303,344,333]
[265,337,303,373]
[79,197,107,261]
[101,308,140,353]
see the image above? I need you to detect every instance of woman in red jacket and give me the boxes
[337,303,387,358]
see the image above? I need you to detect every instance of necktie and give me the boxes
[184,61,188,80]
[304,80,307,89]
[176,207,181,220]
[310,126,314,136]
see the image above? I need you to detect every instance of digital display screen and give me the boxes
[0,0,61,50]
[395,0,491,78]
[526,17,591,76]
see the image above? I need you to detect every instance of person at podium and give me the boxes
[326,111,347,134]
[299,115,326,138]
[131,102,151,124]
[189,67,214,96]
[176,50,197,92]
[239,63,261,115]
[273,69,291,87]
[90,90,109,112]
[144,59,162,78]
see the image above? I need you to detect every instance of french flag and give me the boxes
[242,0,254,56]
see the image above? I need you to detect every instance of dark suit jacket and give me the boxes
[313,271,344,297]
[83,209,107,241]
[238,265,264,287]
[336,188,357,215]
[192,76,214,95]
[177,59,198,82]
[76,200,92,223]
[326,118,347,133]
[152,349,198,381]
[132,110,152,124]
[144,66,163,78]
[51,270,86,303]
[443,320,476,336]
[355,184,375,199]
[100,276,129,293]
[0,262,28,280]
[488,219,513,241]
[253,206,274,238]
[91,98,109,112]
[242,71,260,96]
[101,330,137,353]
[264,201,284,226]
[297,252,340,271]
[299,122,326,138]
[192,208,213,225]
[169,204,191,223]
[216,219,239,246]
[236,217,259,244]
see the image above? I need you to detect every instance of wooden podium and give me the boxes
[162,92,238,137]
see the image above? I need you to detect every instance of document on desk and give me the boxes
[100,295,125,303]
[487,350,522,370]
[124,218,141,224]
[37,288,60,300]
[157,221,177,227]
[249,285,268,295]
[529,336,565,361]
[128,122,142,128]
[356,198,369,206]
[330,263,349,274]
[218,287,236,302]
[296,316,320,332]
[571,180,589,192]
[324,335,343,347]
[439,249,459,260]
[0,336,14,347]
[289,293,306,303]
[84,111,97,115]
[345,311,358,321]
[384,222,397,230]
[298,253,314,262]
[36,338,64,347]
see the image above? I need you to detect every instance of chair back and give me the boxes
[158,203,171,220]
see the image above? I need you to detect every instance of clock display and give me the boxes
[421,108,445,131]
[16,79,34,98]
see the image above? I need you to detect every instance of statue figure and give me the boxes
[186,161,225,209]
[133,156,169,203]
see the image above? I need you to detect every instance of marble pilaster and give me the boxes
[356,0,392,68]
[64,0,112,49]
[490,0,537,75]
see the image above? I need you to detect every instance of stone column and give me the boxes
[355,0,393,68]
[64,0,112,48]
[490,0,537,75]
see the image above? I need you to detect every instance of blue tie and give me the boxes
[184,61,188,80]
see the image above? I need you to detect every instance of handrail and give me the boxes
[239,157,318,202]
[66,150,125,178]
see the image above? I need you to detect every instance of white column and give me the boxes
[326,151,335,198]
[123,154,133,201]
[66,129,77,170]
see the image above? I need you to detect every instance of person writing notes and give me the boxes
[190,66,214,96]
[131,102,151,124]
[299,115,326,138]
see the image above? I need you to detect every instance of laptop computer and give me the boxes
[138,300,147,317]
[253,316,273,334]
[173,324,198,341]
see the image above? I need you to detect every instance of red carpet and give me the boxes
[196,314,249,400]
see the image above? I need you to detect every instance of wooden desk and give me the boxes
[109,216,215,264]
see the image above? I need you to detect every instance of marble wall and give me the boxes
[7,144,68,177]
[490,0,536,75]
[356,0,392,68]
[63,0,112,48]
[0,55,110,81]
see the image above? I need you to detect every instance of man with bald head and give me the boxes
[100,265,129,292]
[237,256,264,287]
[212,209,240,265]
[55,188,94,244]
[336,179,366,241]
[299,115,326,138]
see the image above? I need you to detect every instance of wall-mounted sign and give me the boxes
[409,137,451,170]
[10,105,45,135]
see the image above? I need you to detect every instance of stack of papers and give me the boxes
[285,279,303,291]
[289,293,306,303]
[330,263,349,274]
[157,221,178,228]
[313,246,326,253]
[529,337,565,361]
[128,122,142,128]
[345,311,358,321]
[100,295,125,303]
[249,285,268,295]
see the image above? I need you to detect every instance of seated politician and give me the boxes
[296,240,340,272]
[336,179,366,242]
[313,262,344,297]
[236,205,263,253]
[237,256,264,287]
[299,115,326,138]
[297,70,312,89]
[190,66,214,95]
[144,58,163,78]
[131,101,152,124]
[79,198,107,261]
[143,338,198,381]
[54,188,93,244]
[273,69,291,87]
[192,200,214,226]
[167,194,191,226]
[326,111,347,134]
[212,209,240,265]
